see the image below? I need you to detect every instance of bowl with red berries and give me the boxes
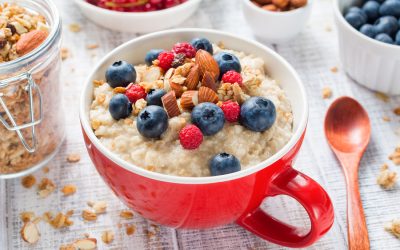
[74,0,202,33]
[80,28,334,247]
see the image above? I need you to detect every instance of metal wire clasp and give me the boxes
[0,72,43,153]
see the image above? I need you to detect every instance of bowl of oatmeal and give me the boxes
[80,29,334,247]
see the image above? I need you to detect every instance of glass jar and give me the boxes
[0,0,64,178]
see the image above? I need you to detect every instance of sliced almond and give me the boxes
[21,222,40,244]
[195,50,220,81]
[199,86,219,104]
[185,64,200,90]
[162,91,181,118]
[73,238,97,250]
[180,91,199,110]
[16,30,48,56]
[201,71,218,91]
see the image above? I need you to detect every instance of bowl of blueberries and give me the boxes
[334,0,400,95]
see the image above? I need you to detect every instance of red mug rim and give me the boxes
[79,28,309,185]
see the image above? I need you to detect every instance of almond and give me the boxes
[170,82,184,98]
[21,222,40,244]
[201,71,218,91]
[180,91,199,110]
[16,30,48,56]
[195,50,220,81]
[163,68,175,92]
[162,91,181,118]
[290,0,307,8]
[199,86,219,104]
[73,238,97,250]
[185,64,200,90]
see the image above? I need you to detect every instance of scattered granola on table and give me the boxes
[61,184,77,196]
[37,178,56,198]
[385,219,400,238]
[67,153,81,163]
[21,174,36,188]
[377,164,397,189]
[389,146,400,165]
[322,87,332,99]
[101,230,115,244]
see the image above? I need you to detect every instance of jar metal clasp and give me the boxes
[0,72,43,153]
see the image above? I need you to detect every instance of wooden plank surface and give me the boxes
[1,0,400,249]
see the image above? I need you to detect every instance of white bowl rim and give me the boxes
[79,28,308,185]
[75,0,201,16]
[333,0,400,50]
[242,0,314,16]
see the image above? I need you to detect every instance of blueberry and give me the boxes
[346,7,368,21]
[191,38,213,55]
[396,30,400,45]
[362,1,380,22]
[209,153,241,176]
[379,0,400,18]
[375,33,394,44]
[374,16,399,35]
[146,89,166,106]
[145,49,164,66]
[136,105,169,139]
[191,102,225,136]
[214,52,242,79]
[345,11,367,29]
[106,61,136,88]
[109,94,132,120]
[360,24,377,38]
[240,97,276,132]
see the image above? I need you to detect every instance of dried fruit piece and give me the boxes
[21,175,36,188]
[101,230,114,244]
[180,91,199,110]
[73,238,97,250]
[21,222,40,244]
[198,86,219,104]
[161,91,181,118]
[185,64,200,90]
[195,50,220,81]
[61,184,77,196]
[16,30,48,56]
[120,210,134,219]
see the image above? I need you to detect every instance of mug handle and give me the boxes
[237,167,334,248]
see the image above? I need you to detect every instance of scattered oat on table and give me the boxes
[101,230,115,244]
[383,116,391,122]
[21,175,36,188]
[325,25,332,32]
[125,224,136,236]
[389,146,400,165]
[120,210,134,219]
[48,212,74,229]
[68,23,81,32]
[82,209,97,222]
[87,200,107,214]
[61,47,70,60]
[377,164,397,189]
[330,66,338,73]
[394,107,400,116]
[86,44,99,50]
[385,219,400,238]
[20,211,35,223]
[42,166,50,173]
[66,153,81,163]
[375,92,390,103]
[322,87,332,99]
[61,184,77,196]
[37,178,56,198]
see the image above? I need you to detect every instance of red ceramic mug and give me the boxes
[80,29,334,248]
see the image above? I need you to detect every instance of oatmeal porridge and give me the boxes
[90,39,293,177]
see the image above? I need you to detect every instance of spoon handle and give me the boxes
[345,172,370,250]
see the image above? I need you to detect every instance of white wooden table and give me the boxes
[1,0,400,249]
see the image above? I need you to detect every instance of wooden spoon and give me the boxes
[324,96,371,250]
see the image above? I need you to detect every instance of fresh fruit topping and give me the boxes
[145,49,164,66]
[379,0,400,18]
[161,91,181,118]
[191,37,213,55]
[171,53,186,68]
[180,90,199,110]
[125,84,147,103]
[240,97,276,132]
[221,70,243,86]
[374,16,399,35]
[345,10,367,29]
[191,102,225,136]
[106,61,136,88]
[209,153,241,176]
[89,0,187,12]
[137,105,169,138]
[221,100,240,123]
[375,33,394,44]
[157,51,175,71]
[362,1,380,22]
[360,24,377,38]
[109,94,132,120]
[172,42,196,58]
[146,89,166,106]
[179,125,203,150]
[214,52,242,79]
[195,50,220,81]
[198,86,218,104]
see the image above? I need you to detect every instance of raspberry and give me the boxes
[222,70,243,86]
[221,100,240,123]
[179,125,203,150]
[157,51,174,71]
[125,84,146,103]
[172,42,196,58]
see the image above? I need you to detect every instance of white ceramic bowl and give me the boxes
[74,0,202,33]
[242,0,313,44]
[334,0,400,95]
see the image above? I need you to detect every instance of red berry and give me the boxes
[221,100,240,123]
[125,84,146,103]
[179,125,203,150]
[222,70,243,86]
[157,51,175,71]
[172,42,196,58]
